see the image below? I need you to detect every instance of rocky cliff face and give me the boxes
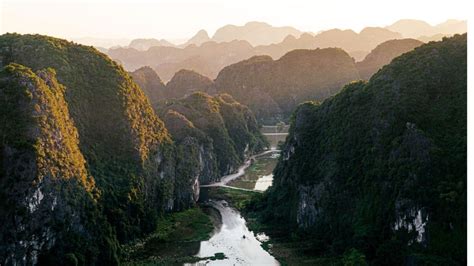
[0,64,118,265]
[356,38,423,80]
[263,34,466,264]
[0,33,268,264]
[214,48,360,123]
[156,92,268,177]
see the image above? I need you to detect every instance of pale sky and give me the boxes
[0,0,469,43]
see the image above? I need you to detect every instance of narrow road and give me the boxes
[200,149,280,191]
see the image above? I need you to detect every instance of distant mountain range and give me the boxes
[386,19,467,38]
[127,35,440,123]
[211,21,302,46]
[106,19,466,82]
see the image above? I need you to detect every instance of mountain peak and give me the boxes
[212,21,302,46]
[183,29,211,47]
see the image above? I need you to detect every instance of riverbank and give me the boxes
[121,148,281,265]
[121,206,225,265]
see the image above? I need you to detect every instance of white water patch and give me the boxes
[254,174,274,191]
[190,200,279,266]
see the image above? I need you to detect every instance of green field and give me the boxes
[121,207,221,265]
[228,153,279,190]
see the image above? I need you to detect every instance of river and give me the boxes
[189,200,279,265]
[188,127,288,265]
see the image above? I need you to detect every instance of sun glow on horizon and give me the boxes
[1,0,468,45]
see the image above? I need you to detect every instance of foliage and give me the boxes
[258,34,467,264]
[214,48,360,123]
[0,33,175,264]
[0,63,119,264]
[157,92,268,176]
[122,207,214,264]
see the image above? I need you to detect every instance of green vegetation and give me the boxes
[208,187,262,211]
[0,34,268,264]
[214,48,360,123]
[157,92,268,177]
[129,66,166,106]
[122,207,216,265]
[356,38,423,80]
[154,207,214,242]
[0,63,119,264]
[252,34,467,264]
[0,34,174,249]
[228,153,278,190]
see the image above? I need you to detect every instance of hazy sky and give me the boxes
[1,0,469,42]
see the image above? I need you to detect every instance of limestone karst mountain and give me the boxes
[260,34,466,265]
[212,21,302,46]
[130,66,167,105]
[107,24,405,81]
[108,39,255,81]
[129,38,175,51]
[165,69,214,99]
[126,47,361,124]
[386,19,467,38]
[214,48,360,123]
[125,37,425,125]
[181,29,211,47]
[254,27,402,60]
[155,92,268,176]
[356,38,424,80]
[0,63,118,265]
[0,33,266,264]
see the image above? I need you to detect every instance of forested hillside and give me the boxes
[0,34,266,264]
[214,48,360,123]
[257,34,467,264]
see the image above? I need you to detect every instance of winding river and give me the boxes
[188,127,288,265]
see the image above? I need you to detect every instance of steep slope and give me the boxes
[0,34,180,263]
[357,38,424,80]
[214,48,360,123]
[0,33,269,265]
[161,109,219,187]
[181,29,211,47]
[156,92,268,176]
[130,66,166,105]
[262,34,466,264]
[165,69,214,99]
[212,21,302,46]
[0,64,118,264]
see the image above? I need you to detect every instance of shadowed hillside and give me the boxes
[258,34,466,264]
[0,34,266,264]
[214,48,360,123]
[357,38,424,80]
